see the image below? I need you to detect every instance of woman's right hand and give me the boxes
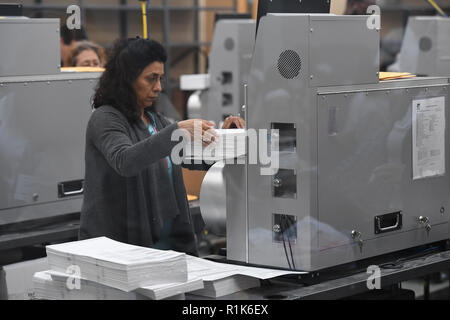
[177,119,218,146]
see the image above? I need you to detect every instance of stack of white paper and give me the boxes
[34,237,305,300]
[136,275,203,300]
[32,270,202,300]
[45,237,188,292]
[185,129,246,161]
[186,255,306,298]
[32,271,149,300]
[192,275,261,298]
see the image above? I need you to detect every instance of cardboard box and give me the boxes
[182,168,207,198]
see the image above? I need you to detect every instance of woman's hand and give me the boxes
[222,115,245,129]
[178,119,218,146]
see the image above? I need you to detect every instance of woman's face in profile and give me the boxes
[133,61,165,109]
[76,49,102,67]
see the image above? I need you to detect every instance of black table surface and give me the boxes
[187,246,450,300]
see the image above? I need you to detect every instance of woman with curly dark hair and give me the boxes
[79,38,244,255]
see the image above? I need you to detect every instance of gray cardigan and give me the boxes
[79,105,204,255]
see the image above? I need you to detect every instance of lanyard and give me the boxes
[147,112,172,175]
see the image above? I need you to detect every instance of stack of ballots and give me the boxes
[184,129,246,161]
[32,271,149,300]
[32,270,194,300]
[186,255,306,298]
[33,237,203,300]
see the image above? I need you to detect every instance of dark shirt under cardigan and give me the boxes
[79,105,206,256]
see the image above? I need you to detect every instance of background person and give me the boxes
[70,40,105,67]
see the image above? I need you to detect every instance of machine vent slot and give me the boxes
[222,93,233,106]
[277,50,301,79]
[273,214,297,243]
[271,122,297,152]
[272,169,297,199]
[221,71,233,85]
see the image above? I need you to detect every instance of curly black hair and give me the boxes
[92,38,167,123]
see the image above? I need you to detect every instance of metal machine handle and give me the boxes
[376,215,400,231]
[374,211,403,234]
[61,186,84,196]
[58,180,84,198]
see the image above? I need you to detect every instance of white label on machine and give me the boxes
[412,96,446,180]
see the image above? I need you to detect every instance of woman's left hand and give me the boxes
[222,115,245,129]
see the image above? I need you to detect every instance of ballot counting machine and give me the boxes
[219,14,450,272]
[396,16,450,77]
[181,19,255,126]
[0,18,100,247]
